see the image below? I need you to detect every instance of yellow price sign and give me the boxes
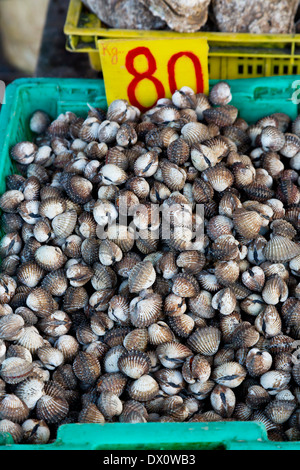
[98,38,209,112]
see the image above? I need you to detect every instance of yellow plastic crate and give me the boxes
[64,0,300,78]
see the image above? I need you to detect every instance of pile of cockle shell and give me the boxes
[1,82,300,445]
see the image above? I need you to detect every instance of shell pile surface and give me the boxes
[81,0,300,34]
[1,83,300,444]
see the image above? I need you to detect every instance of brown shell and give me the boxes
[118,350,151,379]
[172,273,200,298]
[72,352,101,385]
[0,394,29,423]
[168,313,195,338]
[26,288,54,318]
[123,328,149,352]
[167,138,190,165]
[233,208,262,239]
[187,326,221,356]
[36,395,69,424]
[78,404,105,423]
[128,261,156,293]
[127,375,159,402]
[264,236,300,262]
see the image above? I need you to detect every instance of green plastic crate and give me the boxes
[0,77,300,450]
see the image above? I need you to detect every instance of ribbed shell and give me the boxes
[0,394,29,423]
[36,395,69,424]
[168,313,195,338]
[128,375,159,402]
[0,314,24,341]
[26,288,54,318]
[211,362,247,388]
[176,251,206,275]
[211,235,240,261]
[0,357,33,384]
[14,377,45,410]
[245,349,273,378]
[52,210,77,238]
[245,385,270,409]
[72,352,101,385]
[97,391,123,418]
[78,404,105,423]
[233,209,262,239]
[128,261,156,293]
[156,342,192,369]
[264,236,300,262]
[148,321,174,345]
[40,269,68,297]
[34,246,66,271]
[130,293,162,328]
[265,400,296,424]
[118,350,151,379]
[260,370,291,395]
[37,310,71,338]
[63,287,89,313]
[202,165,234,192]
[0,419,24,443]
[97,372,127,397]
[16,262,45,288]
[172,273,200,298]
[187,326,221,356]
[16,326,44,354]
[228,323,260,349]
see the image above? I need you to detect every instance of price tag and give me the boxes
[98,38,209,112]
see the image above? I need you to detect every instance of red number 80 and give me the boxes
[125,46,205,112]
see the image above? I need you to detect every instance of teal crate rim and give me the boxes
[0,77,300,449]
[0,422,298,450]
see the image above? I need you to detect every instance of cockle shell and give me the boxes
[172,273,199,298]
[52,210,77,238]
[264,236,300,263]
[246,348,273,378]
[0,358,33,385]
[128,375,159,402]
[260,370,291,395]
[16,326,44,354]
[0,394,29,423]
[26,288,54,318]
[41,270,68,297]
[78,404,105,424]
[0,314,24,341]
[21,419,50,444]
[210,384,235,417]
[128,261,156,293]
[34,246,67,271]
[233,208,262,239]
[14,377,45,410]
[187,327,221,356]
[212,362,247,388]
[168,313,195,338]
[156,342,192,369]
[97,372,127,397]
[36,395,69,424]
[130,293,162,328]
[148,321,174,345]
[245,385,270,410]
[118,350,151,379]
[0,419,24,443]
[72,352,101,385]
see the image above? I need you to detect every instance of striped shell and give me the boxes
[187,327,221,356]
[264,236,300,262]
[128,375,159,402]
[118,350,151,379]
